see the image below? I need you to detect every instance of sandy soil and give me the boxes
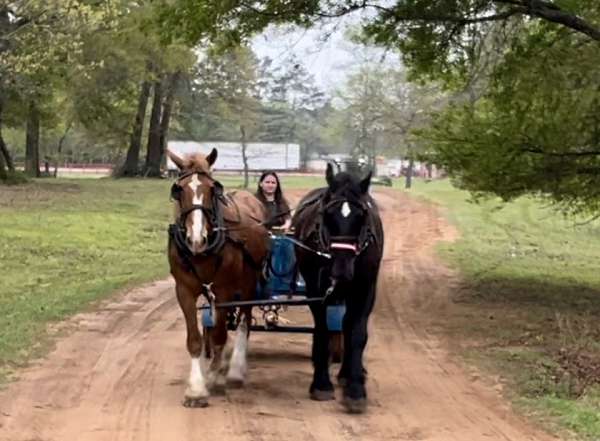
[0,189,557,441]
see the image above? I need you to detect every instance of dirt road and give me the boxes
[0,190,556,441]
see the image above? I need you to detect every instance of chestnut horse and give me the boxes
[167,148,269,407]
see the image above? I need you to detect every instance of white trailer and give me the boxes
[166,141,301,171]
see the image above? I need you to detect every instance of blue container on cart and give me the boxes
[201,307,214,328]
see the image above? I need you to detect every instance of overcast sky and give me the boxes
[252,20,400,95]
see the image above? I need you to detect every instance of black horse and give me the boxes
[292,163,384,413]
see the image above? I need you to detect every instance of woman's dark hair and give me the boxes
[255,171,291,226]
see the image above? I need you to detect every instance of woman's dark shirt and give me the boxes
[259,198,290,228]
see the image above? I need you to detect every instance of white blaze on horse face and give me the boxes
[341,201,351,218]
[187,174,207,250]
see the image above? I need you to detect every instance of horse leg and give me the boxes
[206,308,228,395]
[341,284,376,414]
[337,315,352,387]
[309,303,335,401]
[226,306,251,388]
[176,284,210,408]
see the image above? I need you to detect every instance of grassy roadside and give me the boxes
[0,178,173,381]
[404,178,600,440]
[0,174,323,384]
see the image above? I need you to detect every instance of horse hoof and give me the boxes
[342,396,367,414]
[226,377,245,389]
[310,389,335,401]
[183,396,209,408]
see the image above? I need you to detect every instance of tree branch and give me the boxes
[494,0,600,41]
[523,147,600,157]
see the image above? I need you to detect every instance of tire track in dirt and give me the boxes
[0,189,557,441]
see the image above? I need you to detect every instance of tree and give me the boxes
[259,56,326,137]
[331,64,443,185]
[161,1,600,210]
[194,46,264,187]
[0,0,138,179]
[422,31,600,214]
[121,79,152,176]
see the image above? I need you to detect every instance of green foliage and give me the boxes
[0,1,197,169]
[1,170,29,185]
[159,0,600,210]
[332,65,444,159]
[157,0,321,46]
[174,46,333,161]
[421,25,600,214]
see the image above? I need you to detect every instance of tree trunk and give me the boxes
[405,156,414,189]
[0,95,13,176]
[25,101,40,177]
[0,134,12,171]
[158,72,180,167]
[144,79,163,177]
[240,125,249,188]
[121,80,151,177]
[0,143,6,180]
[53,121,72,177]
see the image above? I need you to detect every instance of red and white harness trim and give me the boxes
[330,242,358,253]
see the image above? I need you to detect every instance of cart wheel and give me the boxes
[203,327,212,359]
[329,332,343,364]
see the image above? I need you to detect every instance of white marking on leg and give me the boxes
[227,319,248,384]
[187,357,209,398]
[341,201,351,218]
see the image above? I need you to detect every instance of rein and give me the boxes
[170,171,227,258]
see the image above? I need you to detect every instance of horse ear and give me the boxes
[326,162,335,186]
[166,149,185,171]
[360,171,372,194]
[206,148,218,167]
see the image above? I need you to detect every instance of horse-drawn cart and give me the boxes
[168,148,382,412]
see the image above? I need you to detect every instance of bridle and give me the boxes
[316,196,374,257]
[169,170,227,257]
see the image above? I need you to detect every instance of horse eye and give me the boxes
[171,184,182,200]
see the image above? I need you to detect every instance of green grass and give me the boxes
[0,178,174,380]
[530,391,600,439]
[406,178,600,440]
[408,179,600,311]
